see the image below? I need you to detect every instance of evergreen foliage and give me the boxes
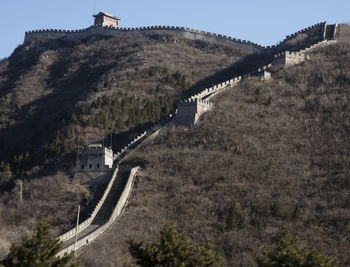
[257,230,339,267]
[0,160,12,182]
[1,222,77,267]
[127,223,221,267]
[45,93,173,157]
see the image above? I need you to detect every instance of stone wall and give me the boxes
[55,38,339,255]
[272,51,307,67]
[271,40,336,68]
[76,145,113,172]
[24,21,338,57]
[24,25,264,53]
[58,166,119,243]
[336,24,350,42]
[57,166,140,257]
[266,22,327,52]
[72,170,114,185]
[173,99,213,127]
[113,131,147,161]
[284,22,326,42]
[173,39,337,127]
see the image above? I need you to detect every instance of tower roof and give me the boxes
[93,11,120,21]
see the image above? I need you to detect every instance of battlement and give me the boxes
[174,97,213,127]
[24,15,335,56]
[271,39,337,68]
[24,25,264,53]
[78,144,113,157]
[76,144,114,175]
[265,22,328,52]
[113,131,147,160]
[285,22,326,41]
[274,51,305,58]
[243,69,271,81]
[272,50,307,68]
[179,98,213,108]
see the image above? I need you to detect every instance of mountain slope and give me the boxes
[0,31,253,258]
[77,42,350,266]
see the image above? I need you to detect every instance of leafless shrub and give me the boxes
[77,42,350,266]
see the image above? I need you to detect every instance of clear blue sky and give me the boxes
[0,0,349,59]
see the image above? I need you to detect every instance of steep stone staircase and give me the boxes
[91,165,131,225]
[60,165,133,251]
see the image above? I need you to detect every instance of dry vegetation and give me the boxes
[0,32,251,258]
[0,32,250,164]
[0,172,89,258]
[77,42,350,266]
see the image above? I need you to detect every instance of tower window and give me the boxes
[82,164,85,169]
[97,164,100,168]
[89,164,92,169]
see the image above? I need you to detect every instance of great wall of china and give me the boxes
[24,20,342,54]
[31,20,338,256]
[24,25,264,53]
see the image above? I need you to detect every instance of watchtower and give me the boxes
[76,144,113,172]
[93,12,120,28]
[173,99,213,127]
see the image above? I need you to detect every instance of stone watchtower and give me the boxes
[93,12,120,28]
[173,99,213,127]
[74,144,114,184]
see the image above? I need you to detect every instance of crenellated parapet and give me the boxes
[113,131,147,160]
[179,98,213,108]
[73,144,114,185]
[272,50,308,68]
[271,39,336,68]
[24,21,338,57]
[24,25,265,53]
[243,65,272,81]
[284,22,326,41]
[265,22,328,52]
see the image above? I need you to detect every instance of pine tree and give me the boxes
[127,223,221,267]
[257,230,338,267]
[1,221,77,267]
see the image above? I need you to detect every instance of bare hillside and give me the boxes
[77,42,350,266]
[0,32,252,258]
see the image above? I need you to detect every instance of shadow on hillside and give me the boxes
[184,52,274,98]
[0,34,270,179]
[0,44,117,169]
[1,38,80,97]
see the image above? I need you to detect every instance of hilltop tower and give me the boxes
[93,12,120,28]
